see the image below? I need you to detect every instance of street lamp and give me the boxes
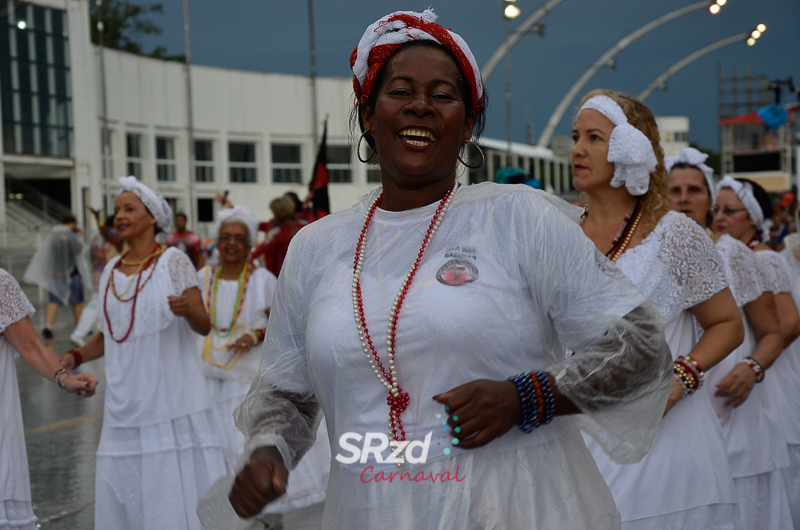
[639,28,763,101]
[538,0,726,147]
[503,0,521,165]
[709,0,725,14]
[747,23,767,46]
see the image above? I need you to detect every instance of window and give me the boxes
[155,137,176,181]
[195,139,214,182]
[328,145,352,183]
[675,132,689,143]
[126,133,143,178]
[271,143,302,183]
[100,128,113,179]
[367,163,382,183]
[0,2,73,156]
[197,198,214,222]
[229,142,256,183]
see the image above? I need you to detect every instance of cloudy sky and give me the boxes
[140,0,799,151]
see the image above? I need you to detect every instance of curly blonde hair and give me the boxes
[577,89,669,236]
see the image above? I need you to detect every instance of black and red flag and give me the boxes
[306,117,330,220]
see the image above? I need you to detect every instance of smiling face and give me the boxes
[669,166,712,227]
[113,191,156,240]
[712,188,756,241]
[571,109,616,194]
[217,221,250,266]
[361,44,475,195]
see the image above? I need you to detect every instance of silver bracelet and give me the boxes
[54,368,70,390]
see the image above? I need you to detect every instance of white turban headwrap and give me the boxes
[118,176,172,232]
[716,175,770,241]
[216,206,259,247]
[579,95,658,196]
[665,147,716,204]
[350,9,483,116]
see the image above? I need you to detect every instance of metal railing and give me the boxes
[5,175,73,223]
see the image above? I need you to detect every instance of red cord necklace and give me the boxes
[103,243,162,343]
[352,181,458,444]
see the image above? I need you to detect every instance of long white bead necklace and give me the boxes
[352,181,458,445]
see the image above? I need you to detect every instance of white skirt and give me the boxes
[0,500,36,530]
[782,444,800,527]
[732,472,793,530]
[205,376,331,514]
[94,409,226,530]
[621,503,741,530]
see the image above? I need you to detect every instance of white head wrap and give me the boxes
[665,147,716,204]
[579,95,658,196]
[351,9,483,114]
[118,176,172,232]
[216,206,259,246]
[715,175,770,240]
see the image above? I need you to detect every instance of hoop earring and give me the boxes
[458,140,485,169]
[357,130,376,163]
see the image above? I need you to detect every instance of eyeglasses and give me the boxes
[218,234,249,245]
[712,207,748,217]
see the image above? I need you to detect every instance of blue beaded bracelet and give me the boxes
[507,370,555,433]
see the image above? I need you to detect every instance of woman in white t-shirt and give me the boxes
[217,11,674,530]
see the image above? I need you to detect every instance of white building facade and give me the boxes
[0,0,568,247]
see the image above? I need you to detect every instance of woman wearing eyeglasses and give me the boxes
[197,206,330,518]
[712,177,800,527]
[667,152,793,527]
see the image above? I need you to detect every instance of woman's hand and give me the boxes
[227,334,255,356]
[663,376,684,416]
[432,379,521,449]
[229,446,288,518]
[59,351,76,370]
[715,363,757,408]
[62,372,98,397]
[167,294,193,317]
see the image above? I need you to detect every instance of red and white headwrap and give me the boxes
[350,9,483,116]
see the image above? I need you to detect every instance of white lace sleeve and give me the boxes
[0,269,35,333]
[658,213,727,311]
[715,235,765,306]
[755,251,792,294]
[167,248,201,295]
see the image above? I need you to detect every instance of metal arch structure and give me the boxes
[638,32,749,102]
[537,0,711,148]
[479,0,567,82]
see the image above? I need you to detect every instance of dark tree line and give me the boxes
[90,0,184,62]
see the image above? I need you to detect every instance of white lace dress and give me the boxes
[583,211,740,530]
[196,265,330,513]
[220,184,675,530]
[94,248,226,530]
[0,270,37,530]
[705,236,793,529]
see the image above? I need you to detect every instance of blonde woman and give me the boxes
[573,89,743,529]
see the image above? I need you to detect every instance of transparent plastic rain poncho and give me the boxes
[22,225,90,304]
[232,183,672,529]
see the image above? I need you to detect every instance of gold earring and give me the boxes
[458,140,485,169]
[357,130,376,163]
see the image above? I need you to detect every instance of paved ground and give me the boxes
[18,301,324,529]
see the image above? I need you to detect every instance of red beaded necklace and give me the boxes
[103,243,162,343]
[352,181,458,443]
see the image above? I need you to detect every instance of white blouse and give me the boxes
[233,183,673,529]
[197,266,277,382]
[99,248,210,427]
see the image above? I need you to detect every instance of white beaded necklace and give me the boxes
[352,181,458,444]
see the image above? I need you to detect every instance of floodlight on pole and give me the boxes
[757,23,766,32]
[537,0,724,147]
[503,0,521,165]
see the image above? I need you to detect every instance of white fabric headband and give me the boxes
[351,9,483,110]
[118,176,172,232]
[716,175,768,240]
[665,147,716,204]
[579,95,657,196]
[216,205,259,247]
